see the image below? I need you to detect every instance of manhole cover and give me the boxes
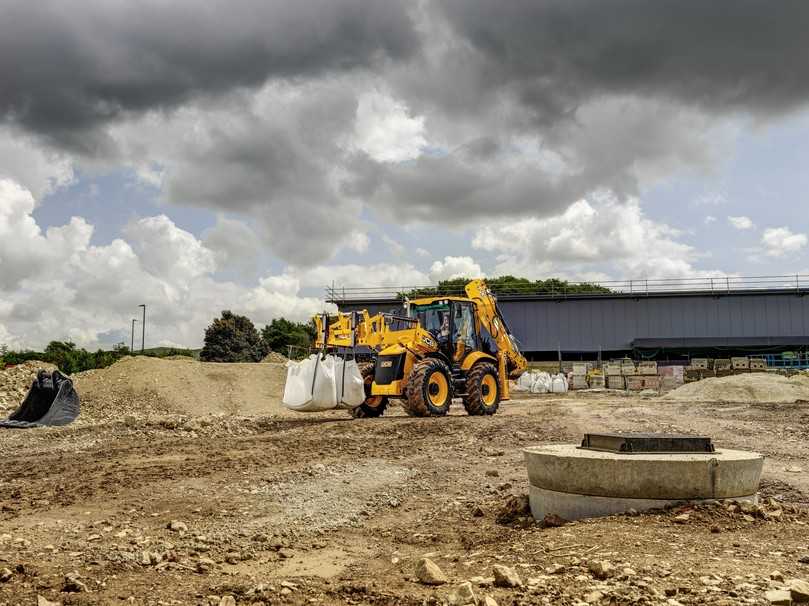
[579,432,715,454]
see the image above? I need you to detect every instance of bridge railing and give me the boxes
[325,274,809,302]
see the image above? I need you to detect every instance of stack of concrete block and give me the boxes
[620,359,636,375]
[604,362,624,389]
[685,358,715,382]
[714,358,733,377]
[658,365,685,392]
[625,376,645,390]
[641,376,660,390]
[732,356,749,370]
[570,375,588,390]
[624,374,660,391]
[690,358,709,370]
[749,358,767,371]
[588,373,605,388]
[570,362,589,389]
[637,361,658,375]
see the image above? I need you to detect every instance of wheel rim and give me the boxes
[364,374,383,407]
[366,395,384,407]
[427,371,449,406]
[481,374,498,406]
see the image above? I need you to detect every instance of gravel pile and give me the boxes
[661,372,809,403]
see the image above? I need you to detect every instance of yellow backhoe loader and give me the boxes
[313,279,527,418]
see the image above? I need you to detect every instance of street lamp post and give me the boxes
[139,304,146,353]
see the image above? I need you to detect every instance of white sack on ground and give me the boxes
[551,373,568,393]
[531,371,552,394]
[515,372,535,392]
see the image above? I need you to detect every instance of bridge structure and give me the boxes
[326,275,809,362]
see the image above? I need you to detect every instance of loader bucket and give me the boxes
[0,369,80,429]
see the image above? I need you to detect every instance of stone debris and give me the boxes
[542,513,568,528]
[495,494,531,524]
[0,567,11,582]
[492,564,522,588]
[447,581,477,606]
[37,597,61,606]
[168,520,188,532]
[588,560,614,580]
[767,589,793,605]
[416,557,448,585]
[788,579,809,602]
[62,572,89,593]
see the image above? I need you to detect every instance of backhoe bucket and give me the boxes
[0,369,80,429]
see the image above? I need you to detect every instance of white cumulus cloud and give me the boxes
[429,256,484,282]
[0,179,333,350]
[351,90,427,163]
[473,195,722,280]
[761,227,808,257]
[728,215,754,230]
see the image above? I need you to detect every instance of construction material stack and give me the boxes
[604,362,624,390]
[714,358,732,377]
[570,362,589,390]
[685,358,712,383]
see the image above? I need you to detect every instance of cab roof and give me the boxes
[410,296,474,305]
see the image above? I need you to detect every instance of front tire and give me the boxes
[350,362,389,418]
[403,358,452,417]
[463,362,500,416]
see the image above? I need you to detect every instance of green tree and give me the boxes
[200,310,268,362]
[405,275,612,298]
[261,318,315,354]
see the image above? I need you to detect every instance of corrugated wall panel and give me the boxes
[337,292,809,353]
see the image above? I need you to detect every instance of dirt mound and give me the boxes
[74,356,292,419]
[0,361,58,413]
[262,351,289,363]
[661,372,809,403]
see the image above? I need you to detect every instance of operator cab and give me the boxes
[408,299,482,365]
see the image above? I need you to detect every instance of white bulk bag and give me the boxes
[334,358,366,409]
[515,371,535,392]
[282,354,338,412]
[551,373,568,393]
[531,371,551,394]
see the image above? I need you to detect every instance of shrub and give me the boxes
[200,310,268,363]
[261,318,315,355]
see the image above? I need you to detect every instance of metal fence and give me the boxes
[326,274,809,302]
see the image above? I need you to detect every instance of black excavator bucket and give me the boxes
[0,369,80,429]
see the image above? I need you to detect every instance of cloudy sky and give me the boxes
[1,0,809,349]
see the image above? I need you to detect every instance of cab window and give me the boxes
[410,303,450,345]
[452,302,477,361]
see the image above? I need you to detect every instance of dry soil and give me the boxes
[0,361,806,606]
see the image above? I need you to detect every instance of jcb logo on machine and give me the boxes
[381,360,393,368]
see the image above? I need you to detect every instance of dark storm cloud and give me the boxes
[435,0,809,121]
[0,0,417,150]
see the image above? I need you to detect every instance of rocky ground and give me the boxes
[0,363,807,605]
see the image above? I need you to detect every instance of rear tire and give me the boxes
[403,358,452,417]
[463,362,500,416]
[350,362,389,418]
